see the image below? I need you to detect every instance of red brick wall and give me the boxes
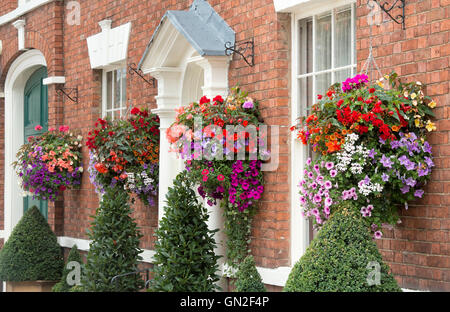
[0,0,16,17]
[357,0,449,291]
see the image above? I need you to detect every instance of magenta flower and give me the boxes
[374,231,383,239]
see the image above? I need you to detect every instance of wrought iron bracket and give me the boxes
[373,0,406,29]
[225,39,255,67]
[56,87,78,103]
[128,63,156,87]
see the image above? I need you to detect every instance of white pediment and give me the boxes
[86,20,131,69]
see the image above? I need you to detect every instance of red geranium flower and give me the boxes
[131,107,140,115]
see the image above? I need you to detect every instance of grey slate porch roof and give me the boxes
[138,0,235,70]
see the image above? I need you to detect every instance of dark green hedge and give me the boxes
[284,204,401,292]
[234,255,266,292]
[0,206,63,281]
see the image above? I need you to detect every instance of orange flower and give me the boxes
[392,125,400,132]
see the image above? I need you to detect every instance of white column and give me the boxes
[12,20,26,51]
[150,68,183,224]
[197,56,230,99]
[196,56,230,287]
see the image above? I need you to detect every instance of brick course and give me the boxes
[357,0,449,291]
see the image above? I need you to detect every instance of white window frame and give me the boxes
[101,66,127,120]
[290,0,357,265]
[18,0,32,7]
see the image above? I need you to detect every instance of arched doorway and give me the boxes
[23,66,49,218]
[4,49,48,241]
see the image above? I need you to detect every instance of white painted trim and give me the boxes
[289,0,356,19]
[273,0,311,12]
[56,236,290,286]
[3,49,47,242]
[86,21,131,70]
[57,236,157,263]
[42,76,66,85]
[290,0,357,265]
[0,92,4,98]
[0,230,4,239]
[12,19,26,51]
[0,0,56,26]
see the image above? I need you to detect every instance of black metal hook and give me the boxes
[128,63,156,87]
[225,39,255,67]
[56,87,78,103]
[372,0,406,29]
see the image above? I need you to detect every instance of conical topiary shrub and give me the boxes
[149,171,220,292]
[284,203,401,292]
[234,255,266,292]
[83,187,144,292]
[0,206,63,281]
[52,244,84,292]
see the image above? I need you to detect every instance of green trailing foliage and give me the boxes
[284,203,402,292]
[234,255,266,292]
[0,206,63,281]
[82,187,144,292]
[52,244,84,292]
[149,171,220,292]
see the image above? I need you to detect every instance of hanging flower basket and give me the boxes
[167,86,267,272]
[13,125,83,201]
[291,72,437,238]
[86,108,160,206]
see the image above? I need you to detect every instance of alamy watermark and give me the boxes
[366,261,381,286]
[66,261,82,286]
[66,1,81,26]
[168,117,280,172]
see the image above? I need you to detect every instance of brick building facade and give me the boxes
[0,0,448,291]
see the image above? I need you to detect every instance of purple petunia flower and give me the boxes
[423,141,432,154]
[380,155,394,168]
[405,177,417,187]
[325,162,334,170]
[368,148,377,159]
[424,156,434,168]
[405,161,416,171]
[390,140,401,149]
[330,169,337,178]
[398,155,409,166]
[400,185,410,194]
[381,173,389,182]
[414,189,424,198]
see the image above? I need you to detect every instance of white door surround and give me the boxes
[3,49,47,241]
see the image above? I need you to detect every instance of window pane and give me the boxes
[298,76,313,117]
[335,7,352,67]
[120,68,127,108]
[106,71,113,111]
[316,72,331,96]
[298,18,313,75]
[315,13,331,71]
[107,111,112,120]
[335,68,352,85]
[114,70,121,110]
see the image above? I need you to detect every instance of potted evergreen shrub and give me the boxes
[82,187,144,292]
[284,203,401,292]
[0,206,63,292]
[234,255,266,292]
[149,171,220,292]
